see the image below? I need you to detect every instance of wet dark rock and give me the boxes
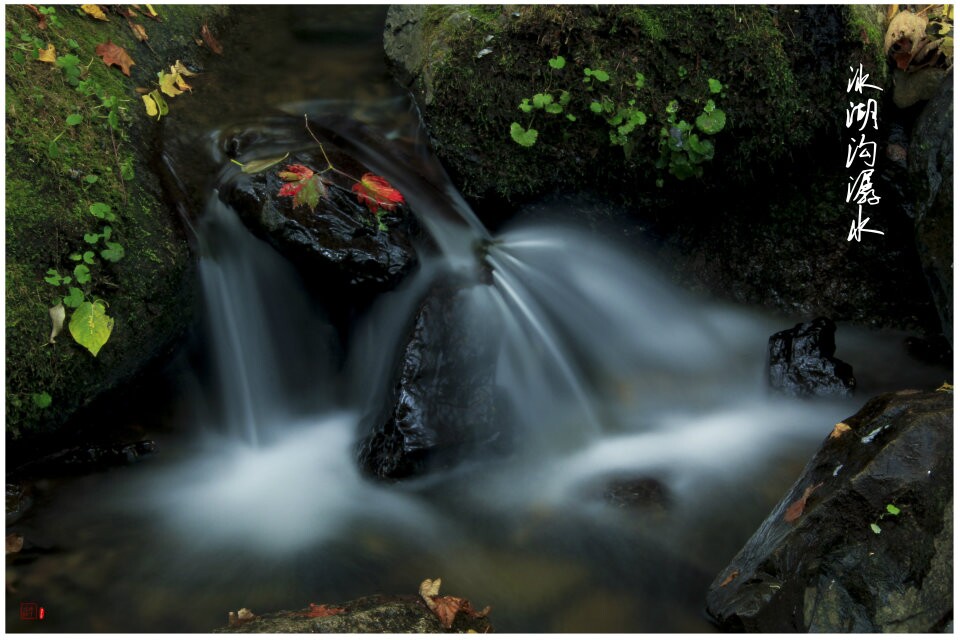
[599,476,671,511]
[706,389,953,632]
[219,141,421,297]
[6,482,33,526]
[358,279,501,479]
[908,76,953,345]
[768,318,856,398]
[8,440,158,480]
[212,594,493,633]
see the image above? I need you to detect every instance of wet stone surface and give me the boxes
[706,389,953,632]
[768,317,856,398]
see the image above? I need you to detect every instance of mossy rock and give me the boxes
[5,5,229,438]
[385,5,887,205]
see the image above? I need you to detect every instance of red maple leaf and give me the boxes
[277,164,325,211]
[95,40,136,76]
[351,173,405,214]
[302,603,346,618]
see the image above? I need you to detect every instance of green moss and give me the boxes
[621,7,667,42]
[846,5,889,82]
[5,5,222,436]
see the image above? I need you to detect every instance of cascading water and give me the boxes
[9,8,949,632]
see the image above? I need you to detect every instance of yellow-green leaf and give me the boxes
[142,93,158,117]
[68,300,114,356]
[235,152,290,174]
[80,4,109,21]
[38,43,56,64]
[159,70,183,97]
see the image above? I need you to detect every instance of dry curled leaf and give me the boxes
[302,603,346,618]
[6,533,24,555]
[128,20,148,42]
[418,577,490,630]
[237,608,255,622]
[37,43,56,64]
[95,40,135,76]
[830,422,851,439]
[81,5,109,21]
[201,23,223,54]
[719,569,739,588]
[49,303,65,344]
[784,482,824,523]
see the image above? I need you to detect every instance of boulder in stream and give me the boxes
[767,317,855,398]
[705,388,953,632]
[220,140,422,298]
[908,75,953,345]
[358,278,502,479]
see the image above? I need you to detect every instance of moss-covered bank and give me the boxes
[385,5,886,204]
[6,5,229,437]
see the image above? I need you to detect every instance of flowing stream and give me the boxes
[6,7,950,633]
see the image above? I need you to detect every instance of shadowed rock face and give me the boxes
[706,389,953,633]
[358,278,502,480]
[767,317,856,398]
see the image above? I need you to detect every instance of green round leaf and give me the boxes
[532,93,554,108]
[509,122,538,147]
[62,287,84,308]
[84,232,101,245]
[548,55,566,69]
[590,101,603,114]
[89,202,111,219]
[591,69,610,82]
[84,174,99,184]
[708,78,723,94]
[695,108,727,135]
[66,113,83,126]
[886,504,901,516]
[73,264,91,284]
[870,523,882,534]
[100,241,125,263]
[69,300,114,357]
[634,72,645,89]
[545,103,563,114]
[519,98,533,113]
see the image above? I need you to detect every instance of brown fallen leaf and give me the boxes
[201,23,223,54]
[37,43,56,64]
[80,5,109,21]
[95,40,135,76]
[302,603,346,618]
[418,577,490,629]
[128,20,148,42]
[784,482,824,523]
[830,422,851,439]
[6,533,24,555]
[25,5,47,29]
[718,569,739,588]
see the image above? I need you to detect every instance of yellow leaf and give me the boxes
[937,381,953,393]
[419,578,441,609]
[129,21,148,42]
[81,4,109,21]
[172,60,196,77]
[145,4,159,17]
[142,93,158,118]
[158,70,183,98]
[830,422,851,439]
[38,43,56,64]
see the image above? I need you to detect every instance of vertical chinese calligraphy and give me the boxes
[845,64,884,242]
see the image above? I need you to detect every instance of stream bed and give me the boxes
[5,7,950,634]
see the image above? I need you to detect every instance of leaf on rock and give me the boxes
[48,303,65,344]
[830,422,851,439]
[6,533,24,555]
[278,164,326,211]
[95,40,135,76]
[201,23,223,54]
[302,603,346,618]
[69,300,114,357]
[159,70,183,97]
[784,482,823,524]
[719,569,739,588]
[143,89,168,119]
[351,173,405,214]
[128,20,148,42]
[418,577,490,630]
[81,5,109,21]
[234,152,289,174]
[936,381,953,393]
[38,43,56,64]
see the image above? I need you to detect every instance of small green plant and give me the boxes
[655,78,727,182]
[37,6,64,29]
[32,392,53,409]
[870,503,902,534]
